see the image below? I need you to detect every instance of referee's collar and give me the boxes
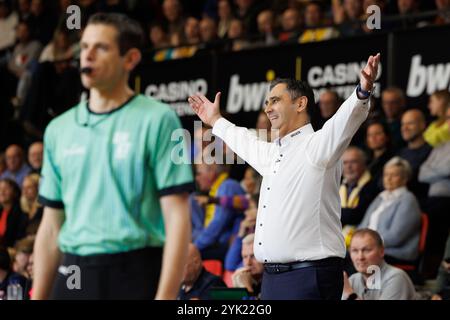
[85,94,137,115]
[275,123,314,147]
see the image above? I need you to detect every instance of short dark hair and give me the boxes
[0,178,21,202]
[87,13,145,56]
[352,228,384,248]
[269,78,317,119]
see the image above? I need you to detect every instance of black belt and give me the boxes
[264,257,343,274]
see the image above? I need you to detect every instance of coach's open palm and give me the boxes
[360,53,380,92]
[188,92,222,127]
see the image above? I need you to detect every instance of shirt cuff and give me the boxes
[351,88,371,109]
[38,195,64,209]
[158,182,196,197]
[212,117,234,139]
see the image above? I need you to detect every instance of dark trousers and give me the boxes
[261,259,344,300]
[51,247,162,300]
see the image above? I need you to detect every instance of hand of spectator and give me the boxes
[188,92,222,127]
[431,294,442,300]
[360,53,380,92]
[238,218,256,238]
[232,266,254,293]
[195,195,210,207]
[342,271,354,299]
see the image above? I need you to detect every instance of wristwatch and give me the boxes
[347,292,358,300]
[356,83,371,99]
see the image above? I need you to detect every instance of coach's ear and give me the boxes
[123,48,141,71]
[295,96,308,114]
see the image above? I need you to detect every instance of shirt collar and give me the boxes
[275,123,314,147]
[380,186,407,201]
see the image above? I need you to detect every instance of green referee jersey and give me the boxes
[39,94,194,255]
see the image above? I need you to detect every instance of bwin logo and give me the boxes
[226,75,269,113]
[407,55,450,97]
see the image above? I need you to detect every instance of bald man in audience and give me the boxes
[0,145,31,187]
[397,109,432,204]
[28,142,43,174]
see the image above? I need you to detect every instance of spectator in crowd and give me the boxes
[299,1,338,43]
[318,90,341,129]
[20,174,42,235]
[333,0,365,37]
[340,146,378,245]
[0,178,28,247]
[431,233,450,300]
[227,18,249,51]
[178,243,226,300]
[434,0,450,25]
[224,193,259,272]
[38,28,75,63]
[278,7,302,43]
[194,166,261,211]
[149,22,170,49]
[27,0,57,46]
[419,105,450,274]
[191,158,245,261]
[171,16,200,59]
[0,245,29,299]
[232,233,263,297]
[256,9,278,46]
[162,0,185,39]
[424,90,450,147]
[0,145,31,187]
[398,109,432,205]
[217,0,234,38]
[396,0,428,29]
[199,17,219,44]
[366,121,395,189]
[359,157,421,264]
[0,0,18,53]
[183,16,201,45]
[234,0,265,36]
[17,0,31,21]
[381,87,406,148]
[27,141,42,174]
[7,19,43,107]
[343,228,416,300]
[12,236,33,277]
[149,22,173,62]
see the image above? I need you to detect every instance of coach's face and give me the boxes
[264,83,306,137]
[80,24,126,90]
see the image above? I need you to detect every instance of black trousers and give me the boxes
[261,259,344,300]
[51,247,162,300]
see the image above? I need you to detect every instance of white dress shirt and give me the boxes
[212,89,370,263]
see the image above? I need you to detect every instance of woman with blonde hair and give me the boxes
[20,174,42,235]
[359,157,421,264]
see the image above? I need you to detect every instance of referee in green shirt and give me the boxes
[32,13,194,299]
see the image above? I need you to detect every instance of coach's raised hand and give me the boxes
[360,53,380,92]
[188,92,222,127]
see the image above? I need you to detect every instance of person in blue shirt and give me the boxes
[192,160,245,261]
